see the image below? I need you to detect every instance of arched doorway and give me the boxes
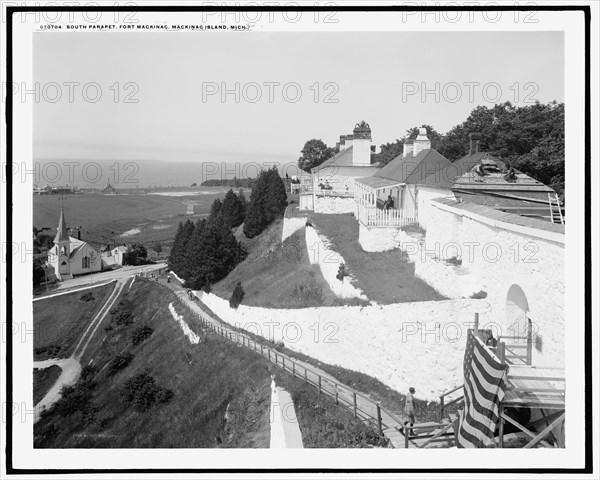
[506,284,529,343]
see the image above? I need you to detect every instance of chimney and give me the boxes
[339,135,346,150]
[469,133,482,156]
[77,229,81,240]
[344,134,354,150]
[412,127,431,156]
[336,141,340,152]
[403,139,414,158]
[352,121,372,165]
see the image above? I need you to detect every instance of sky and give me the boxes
[33,30,564,167]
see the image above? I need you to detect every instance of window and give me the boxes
[82,256,90,269]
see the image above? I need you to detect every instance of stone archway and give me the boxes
[505,284,530,342]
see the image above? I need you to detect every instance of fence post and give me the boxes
[353,392,357,418]
[335,384,338,404]
[268,349,271,362]
[304,368,308,384]
[498,341,506,365]
[292,361,295,377]
[318,375,322,395]
[282,356,285,371]
[376,403,383,436]
[260,344,263,356]
[526,320,533,365]
[275,352,278,365]
[474,312,479,338]
[439,395,445,422]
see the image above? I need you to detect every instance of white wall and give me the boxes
[314,196,356,214]
[417,201,565,368]
[415,185,454,230]
[195,290,490,401]
[281,217,307,242]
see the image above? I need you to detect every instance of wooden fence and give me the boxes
[357,204,417,228]
[169,288,409,446]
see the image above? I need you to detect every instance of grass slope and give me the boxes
[33,284,114,360]
[213,226,354,308]
[33,366,62,405]
[35,278,273,448]
[310,213,446,304]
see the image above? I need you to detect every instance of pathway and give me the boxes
[166,282,411,448]
[34,277,133,422]
[269,377,303,449]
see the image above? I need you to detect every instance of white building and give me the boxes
[101,245,128,269]
[47,209,102,280]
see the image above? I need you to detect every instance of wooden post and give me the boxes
[318,375,322,394]
[405,428,409,448]
[526,320,533,365]
[334,384,338,404]
[498,406,505,448]
[498,341,506,365]
[292,362,295,377]
[282,356,285,371]
[439,395,445,422]
[274,352,278,365]
[474,312,479,338]
[353,392,357,418]
[304,368,308,384]
[453,417,459,446]
[268,349,271,362]
[260,344,263,356]
[376,403,383,436]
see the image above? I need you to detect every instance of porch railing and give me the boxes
[357,203,417,228]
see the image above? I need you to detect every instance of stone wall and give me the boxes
[413,200,565,368]
[194,290,490,401]
[314,196,356,214]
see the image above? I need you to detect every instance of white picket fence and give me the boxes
[357,204,417,227]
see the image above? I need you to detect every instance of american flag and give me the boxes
[457,330,509,448]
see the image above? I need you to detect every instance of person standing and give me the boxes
[404,387,416,436]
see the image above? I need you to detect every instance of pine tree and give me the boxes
[220,189,245,228]
[243,167,287,238]
[209,198,223,221]
[168,219,195,277]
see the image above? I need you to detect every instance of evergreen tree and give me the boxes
[220,189,246,228]
[209,198,223,220]
[168,219,195,276]
[243,167,287,238]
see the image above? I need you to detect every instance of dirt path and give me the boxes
[33,358,81,422]
[34,277,132,423]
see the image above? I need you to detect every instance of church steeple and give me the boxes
[54,207,69,244]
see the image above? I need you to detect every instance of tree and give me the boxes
[243,167,288,238]
[298,139,336,172]
[168,219,195,275]
[229,282,245,309]
[123,244,148,266]
[220,189,246,228]
[210,198,223,220]
[33,260,45,287]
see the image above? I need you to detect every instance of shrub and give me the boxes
[109,305,133,326]
[445,256,462,266]
[336,263,348,282]
[229,282,245,309]
[471,290,488,299]
[131,325,153,345]
[108,352,135,376]
[34,345,61,357]
[55,374,97,420]
[121,371,174,412]
[79,292,94,302]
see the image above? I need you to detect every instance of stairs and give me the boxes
[393,409,463,448]
[548,193,564,224]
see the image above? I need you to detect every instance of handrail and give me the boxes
[169,287,408,446]
[439,384,464,422]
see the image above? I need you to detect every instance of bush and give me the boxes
[34,345,61,357]
[131,325,153,345]
[229,282,245,309]
[79,292,94,302]
[109,305,133,326]
[54,371,97,420]
[336,263,348,282]
[445,256,462,266]
[121,371,174,412]
[108,352,135,376]
[471,290,488,299]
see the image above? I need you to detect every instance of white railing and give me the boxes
[357,204,417,228]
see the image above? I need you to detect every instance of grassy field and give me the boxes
[33,191,224,249]
[33,284,114,360]
[309,213,446,304]
[33,366,62,405]
[35,279,380,448]
[213,225,364,308]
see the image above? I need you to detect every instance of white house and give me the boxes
[299,121,380,213]
[101,245,128,269]
[47,208,102,280]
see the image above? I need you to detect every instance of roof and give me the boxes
[420,152,556,199]
[312,146,379,171]
[54,208,69,244]
[432,197,565,234]
[356,148,452,189]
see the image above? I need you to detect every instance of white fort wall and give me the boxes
[194,290,490,401]
[405,200,565,368]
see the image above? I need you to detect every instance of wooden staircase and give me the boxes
[548,193,564,224]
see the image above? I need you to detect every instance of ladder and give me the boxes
[548,193,564,224]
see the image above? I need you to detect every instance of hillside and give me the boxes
[212,226,361,308]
